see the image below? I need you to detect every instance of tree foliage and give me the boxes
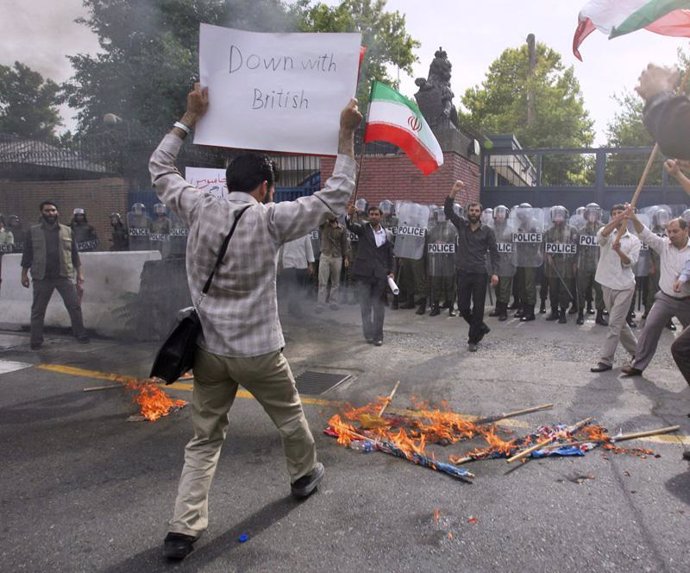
[0,62,63,140]
[64,0,418,140]
[459,42,594,184]
[605,91,651,148]
[64,0,296,140]
[290,0,419,104]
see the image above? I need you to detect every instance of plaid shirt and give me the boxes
[150,133,356,357]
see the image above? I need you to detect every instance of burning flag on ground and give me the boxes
[450,422,678,465]
[364,81,444,175]
[324,389,677,477]
[573,0,690,60]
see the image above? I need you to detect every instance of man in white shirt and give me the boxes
[671,259,690,384]
[278,235,315,318]
[622,210,690,376]
[590,205,641,372]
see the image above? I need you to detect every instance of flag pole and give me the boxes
[351,81,376,205]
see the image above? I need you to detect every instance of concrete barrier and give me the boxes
[0,251,162,337]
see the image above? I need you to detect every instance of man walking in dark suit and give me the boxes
[346,203,394,346]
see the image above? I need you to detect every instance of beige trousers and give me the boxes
[317,253,343,304]
[168,347,317,537]
[599,285,637,366]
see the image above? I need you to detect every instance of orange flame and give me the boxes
[125,379,187,421]
[327,414,360,446]
[582,424,611,443]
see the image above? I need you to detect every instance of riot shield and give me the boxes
[543,206,578,277]
[491,220,517,278]
[127,203,152,250]
[72,224,99,252]
[633,213,652,278]
[509,206,544,268]
[576,203,603,273]
[427,219,457,278]
[168,212,188,258]
[642,205,672,236]
[394,202,430,260]
[151,216,171,257]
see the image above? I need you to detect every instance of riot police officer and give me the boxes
[109,212,129,251]
[544,206,578,323]
[576,203,606,325]
[427,207,458,316]
[511,203,544,322]
[151,202,172,257]
[127,203,152,250]
[488,205,515,321]
[70,208,99,252]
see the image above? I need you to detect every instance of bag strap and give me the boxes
[200,205,251,296]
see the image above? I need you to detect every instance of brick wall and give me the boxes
[321,151,481,208]
[0,178,129,249]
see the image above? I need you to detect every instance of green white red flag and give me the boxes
[364,81,444,176]
[574,0,690,61]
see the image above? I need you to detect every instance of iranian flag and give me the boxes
[574,0,690,61]
[364,81,443,175]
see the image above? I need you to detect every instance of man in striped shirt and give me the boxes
[150,84,361,560]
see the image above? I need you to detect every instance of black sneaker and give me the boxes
[163,532,197,561]
[291,462,325,499]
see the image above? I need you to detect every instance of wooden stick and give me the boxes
[377,381,400,417]
[474,403,553,425]
[451,455,475,465]
[83,384,124,392]
[629,143,659,209]
[507,417,593,463]
[525,425,680,452]
[612,425,680,442]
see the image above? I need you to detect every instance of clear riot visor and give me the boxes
[550,207,568,223]
[493,207,508,222]
[585,208,601,223]
[354,198,368,214]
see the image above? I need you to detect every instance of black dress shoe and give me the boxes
[374,340,383,346]
[291,462,325,498]
[476,323,490,342]
[163,532,197,561]
[621,365,643,377]
[667,320,677,331]
[590,362,612,373]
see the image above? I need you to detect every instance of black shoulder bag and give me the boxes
[150,205,251,384]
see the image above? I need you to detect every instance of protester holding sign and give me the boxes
[150,83,361,561]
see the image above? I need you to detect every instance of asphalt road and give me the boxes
[1,303,689,573]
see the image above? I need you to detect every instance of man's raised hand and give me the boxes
[340,98,362,132]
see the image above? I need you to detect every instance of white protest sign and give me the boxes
[185,167,227,199]
[196,24,361,156]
